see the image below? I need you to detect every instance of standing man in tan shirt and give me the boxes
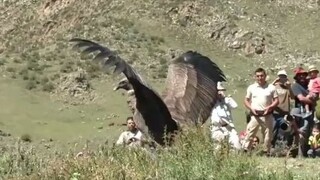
[271,70,294,147]
[243,68,279,155]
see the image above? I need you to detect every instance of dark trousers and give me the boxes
[287,116,314,158]
[307,148,320,158]
[271,113,289,148]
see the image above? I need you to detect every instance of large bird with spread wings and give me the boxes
[70,38,226,146]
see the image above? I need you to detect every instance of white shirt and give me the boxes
[210,97,238,126]
[116,130,144,146]
[245,83,278,111]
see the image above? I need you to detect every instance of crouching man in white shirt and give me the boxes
[210,82,242,150]
[116,116,145,147]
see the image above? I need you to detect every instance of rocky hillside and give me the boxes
[1,0,320,94]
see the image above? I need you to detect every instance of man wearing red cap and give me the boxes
[292,67,313,108]
[291,66,316,157]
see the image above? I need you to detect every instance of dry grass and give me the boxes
[0,128,305,180]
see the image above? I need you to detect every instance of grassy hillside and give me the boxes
[1,0,319,139]
[1,0,320,179]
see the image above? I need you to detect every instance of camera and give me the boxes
[284,114,294,122]
[279,114,294,132]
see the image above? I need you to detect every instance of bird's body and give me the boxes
[126,90,136,114]
[70,38,226,146]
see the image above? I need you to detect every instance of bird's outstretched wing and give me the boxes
[161,51,226,127]
[69,38,178,145]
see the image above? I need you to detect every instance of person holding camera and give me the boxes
[270,70,295,147]
[243,68,279,156]
[116,116,145,147]
[210,82,242,150]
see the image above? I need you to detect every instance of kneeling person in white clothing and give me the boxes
[116,116,145,147]
[210,82,242,150]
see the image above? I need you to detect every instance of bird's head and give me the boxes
[113,78,133,91]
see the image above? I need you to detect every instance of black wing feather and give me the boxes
[174,51,226,83]
[69,38,178,145]
[161,50,226,126]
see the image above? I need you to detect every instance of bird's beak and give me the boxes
[113,86,119,91]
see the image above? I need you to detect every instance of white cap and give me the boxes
[217,82,226,91]
[277,70,287,76]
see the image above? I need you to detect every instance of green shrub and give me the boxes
[0,59,6,66]
[50,73,61,81]
[42,82,55,92]
[20,134,32,142]
[159,57,167,65]
[26,61,40,71]
[60,62,74,73]
[157,64,168,78]
[19,68,29,80]
[25,80,37,90]
[6,67,16,73]
[13,58,22,64]
[40,76,49,85]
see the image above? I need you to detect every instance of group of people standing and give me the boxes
[210,65,320,158]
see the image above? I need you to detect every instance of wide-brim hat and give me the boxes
[308,65,319,73]
[217,82,226,91]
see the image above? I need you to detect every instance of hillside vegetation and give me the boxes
[0,0,320,179]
